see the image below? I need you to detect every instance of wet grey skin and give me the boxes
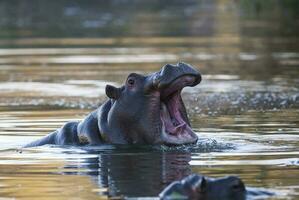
[24,62,201,147]
[159,174,247,200]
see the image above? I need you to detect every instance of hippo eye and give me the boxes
[127,78,135,86]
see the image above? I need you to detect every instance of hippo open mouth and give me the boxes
[23,62,201,147]
[159,74,200,145]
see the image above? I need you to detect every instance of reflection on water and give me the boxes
[0,0,298,199]
[0,107,298,199]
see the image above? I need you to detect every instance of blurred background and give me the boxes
[0,0,298,199]
[0,0,299,110]
[0,0,298,109]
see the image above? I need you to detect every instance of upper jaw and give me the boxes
[153,62,201,91]
[160,75,198,100]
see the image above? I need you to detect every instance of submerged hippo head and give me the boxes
[159,174,246,200]
[100,62,201,145]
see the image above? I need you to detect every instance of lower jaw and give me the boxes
[161,125,198,145]
[162,137,198,146]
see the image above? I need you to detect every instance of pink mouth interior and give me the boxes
[160,92,187,135]
[159,76,198,144]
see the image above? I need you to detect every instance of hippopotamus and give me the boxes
[159,174,275,200]
[159,174,246,200]
[24,62,201,147]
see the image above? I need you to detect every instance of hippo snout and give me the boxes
[154,62,201,90]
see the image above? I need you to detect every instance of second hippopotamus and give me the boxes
[159,173,274,200]
[24,62,201,147]
[159,174,246,200]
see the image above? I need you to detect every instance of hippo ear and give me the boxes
[105,85,121,99]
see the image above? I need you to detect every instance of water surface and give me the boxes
[0,0,298,199]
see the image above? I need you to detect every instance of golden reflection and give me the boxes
[0,165,108,200]
[0,149,110,199]
[0,36,241,47]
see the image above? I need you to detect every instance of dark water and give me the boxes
[0,0,298,199]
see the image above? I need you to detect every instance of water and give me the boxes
[0,0,299,199]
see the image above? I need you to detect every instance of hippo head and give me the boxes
[159,174,246,200]
[100,62,201,145]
